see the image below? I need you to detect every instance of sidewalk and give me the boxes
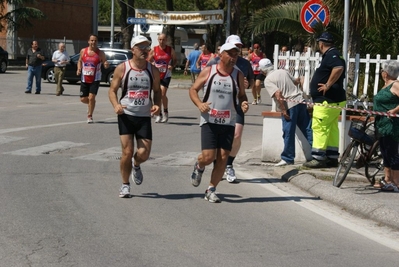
[242,152,399,231]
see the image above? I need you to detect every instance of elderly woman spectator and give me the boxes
[373,60,399,192]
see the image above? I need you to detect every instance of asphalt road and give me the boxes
[0,71,398,267]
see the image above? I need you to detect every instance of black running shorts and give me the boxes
[118,114,152,140]
[201,123,235,151]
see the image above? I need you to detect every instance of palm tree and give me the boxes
[323,0,398,57]
[251,0,398,56]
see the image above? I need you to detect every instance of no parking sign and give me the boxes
[300,0,330,33]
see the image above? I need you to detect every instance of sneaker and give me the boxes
[326,158,339,168]
[161,112,169,123]
[132,165,143,185]
[257,96,262,104]
[274,159,293,167]
[225,165,237,183]
[25,90,31,94]
[303,159,327,168]
[87,116,93,124]
[119,184,131,198]
[35,91,40,94]
[204,189,221,203]
[251,99,257,105]
[155,115,162,123]
[191,162,204,187]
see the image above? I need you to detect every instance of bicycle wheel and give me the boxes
[365,140,384,185]
[333,140,359,187]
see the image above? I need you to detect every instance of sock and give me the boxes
[227,156,235,166]
[164,108,168,113]
[123,183,130,185]
[196,163,204,171]
[207,186,215,192]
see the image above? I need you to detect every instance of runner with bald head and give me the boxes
[148,33,177,123]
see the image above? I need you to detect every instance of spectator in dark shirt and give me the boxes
[25,40,45,94]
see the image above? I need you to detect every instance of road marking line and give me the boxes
[237,169,399,252]
[4,141,88,156]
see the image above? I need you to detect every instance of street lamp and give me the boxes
[110,0,115,48]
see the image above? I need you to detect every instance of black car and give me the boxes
[0,46,8,73]
[41,48,133,84]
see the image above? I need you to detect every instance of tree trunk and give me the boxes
[119,0,134,50]
[230,0,241,35]
[165,0,176,49]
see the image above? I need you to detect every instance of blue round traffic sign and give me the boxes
[300,0,330,33]
[140,24,150,33]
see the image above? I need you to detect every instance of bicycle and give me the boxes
[333,93,384,187]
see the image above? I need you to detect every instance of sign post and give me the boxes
[300,0,330,33]
[127,17,147,37]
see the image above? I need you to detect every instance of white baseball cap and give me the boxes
[226,35,243,46]
[130,35,151,48]
[259,58,273,72]
[220,43,240,54]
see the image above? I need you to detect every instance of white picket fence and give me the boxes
[271,44,399,153]
[273,44,399,109]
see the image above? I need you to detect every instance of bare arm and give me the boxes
[189,66,211,113]
[169,48,177,70]
[108,63,125,115]
[147,49,154,64]
[76,49,84,76]
[274,90,289,120]
[151,65,162,114]
[237,72,249,113]
[196,53,202,69]
[100,50,109,69]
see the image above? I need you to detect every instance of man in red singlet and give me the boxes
[247,43,266,105]
[196,44,214,71]
[148,33,177,123]
[77,34,109,123]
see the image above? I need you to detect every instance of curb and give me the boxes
[273,167,399,231]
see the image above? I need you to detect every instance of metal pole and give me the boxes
[110,0,115,48]
[340,0,350,154]
[226,0,231,37]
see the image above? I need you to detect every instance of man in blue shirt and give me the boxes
[184,43,201,83]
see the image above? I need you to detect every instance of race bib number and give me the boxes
[82,66,95,76]
[155,63,167,73]
[209,109,231,124]
[128,90,150,106]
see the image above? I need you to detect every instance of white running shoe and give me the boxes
[155,115,162,123]
[161,112,168,123]
[119,184,131,198]
[251,100,257,105]
[191,162,204,187]
[87,116,93,124]
[275,159,293,167]
[225,165,237,183]
[257,96,262,104]
[204,189,221,203]
[132,166,143,185]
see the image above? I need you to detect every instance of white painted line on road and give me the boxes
[0,118,116,135]
[0,135,25,144]
[237,169,399,252]
[150,151,198,166]
[73,147,121,161]
[4,141,88,156]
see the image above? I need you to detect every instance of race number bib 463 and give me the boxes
[128,90,150,106]
[209,109,231,124]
